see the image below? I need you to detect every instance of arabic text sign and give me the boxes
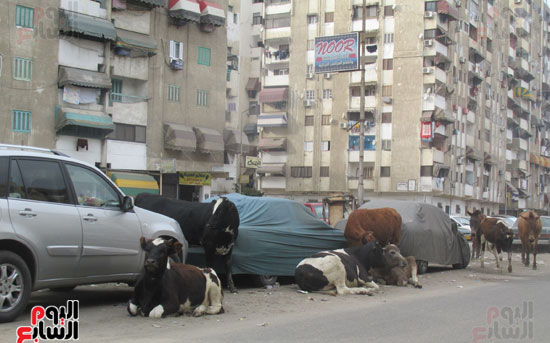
[179,172,211,186]
[315,33,359,73]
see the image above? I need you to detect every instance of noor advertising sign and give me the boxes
[315,33,359,73]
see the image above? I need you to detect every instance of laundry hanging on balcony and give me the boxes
[514,87,535,101]
[420,121,433,142]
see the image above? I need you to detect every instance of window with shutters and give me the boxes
[304,141,313,152]
[323,89,332,99]
[382,112,392,123]
[11,110,31,133]
[307,14,318,24]
[320,166,329,177]
[198,47,211,66]
[108,123,146,143]
[197,89,208,107]
[420,166,433,177]
[110,79,122,104]
[382,86,392,97]
[16,5,33,28]
[253,13,263,25]
[380,166,391,177]
[321,141,330,151]
[322,115,331,125]
[169,40,184,62]
[306,90,315,100]
[381,139,391,151]
[384,5,394,17]
[13,57,32,81]
[305,115,314,126]
[325,12,334,23]
[168,84,180,102]
[291,166,313,178]
[383,59,393,70]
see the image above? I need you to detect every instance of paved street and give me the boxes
[2,252,549,343]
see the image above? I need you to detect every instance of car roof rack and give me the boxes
[0,143,70,157]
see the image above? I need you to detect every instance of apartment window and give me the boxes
[109,123,146,143]
[197,47,211,66]
[228,5,233,12]
[321,141,330,151]
[364,167,374,179]
[304,141,313,152]
[425,2,437,12]
[384,5,394,17]
[382,112,392,123]
[13,57,32,81]
[15,5,33,28]
[291,166,312,178]
[111,79,122,103]
[234,13,238,24]
[227,103,237,111]
[384,33,394,44]
[487,38,493,52]
[265,14,291,29]
[320,166,329,177]
[325,12,334,23]
[381,139,391,151]
[307,14,318,24]
[305,90,315,100]
[353,5,377,19]
[323,89,332,99]
[225,110,231,121]
[351,86,376,97]
[274,68,289,75]
[197,89,208,107]
[12,110,31,133]
[169,40,184,61]
[420,166,433,177]
[307,64,314,74]
[253,13,263,25]
[382,85,392,97]
[322,115,331,125]
[380,167,391,177]
[305,115,314,126]
[168,84,180,102]
[307,39,315,50]
[383,59,393,70]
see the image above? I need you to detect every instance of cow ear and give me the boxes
[140,237,148,251]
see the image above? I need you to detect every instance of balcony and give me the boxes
[264,50,290,67]
[110,96,148,124]
[435,67,447,84]
[265,2,291,15]
[348,150,376,163]
[350,68,378,84]
[466,134,475,147]
[512,159,528,172]
[265,27,291,40]
[264,74,289,87]
[435,40,448,58]
[465,184,474,197]
[352,19,379,34]
[510,0,530,18]
[226,70,239,96]
[423,94,435,111]
[512,138,528,151]
[516,17,530,37]
[520,118,529,131]
[350,96,377,110]
[467,110,476,124]
[468,62,483,84]
[434,94,446,110]
[60,0,107,18]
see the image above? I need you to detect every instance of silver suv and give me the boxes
[0,144,186,322]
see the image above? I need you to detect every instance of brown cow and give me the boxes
[372,256,422,288]
[344,208,402,247]
[517,211,542,270]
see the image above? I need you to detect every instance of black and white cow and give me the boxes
[135,193,239,292]
[128,237,224,318]
[295,241,407,295]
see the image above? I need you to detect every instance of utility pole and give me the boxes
[357,0,367,206]
[236,105,257,193]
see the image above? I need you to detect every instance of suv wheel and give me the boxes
[0,251,32,323]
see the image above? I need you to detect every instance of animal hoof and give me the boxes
[533,266,537,270]
[229,288,238,294]
[127,301,138,316]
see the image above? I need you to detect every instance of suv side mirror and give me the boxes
[121,196,134,212]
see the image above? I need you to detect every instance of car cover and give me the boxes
[336,199,470,267]
[186,193,347,276]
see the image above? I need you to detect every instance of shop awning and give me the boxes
[257,163,286,176]
[530,153,540,165]
[246,77,261,91]
[55,110,114,138]
[164,123,196,152]
[134,0,166,7]
[437,0,459,20]
[258,137,287,151]
[257,112,288,128]
[108,171,159,197]
[193,126,224,153]
[243,123,258,136]
[168,0,201,22]
[198,0,225,26]
[59,9,116,41]
[115,29,157,56]
[224,129,250,154]
[259,87,288,103]
[58,66,112,89]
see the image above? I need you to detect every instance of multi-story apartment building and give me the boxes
[254,0,550,216]
[1,0,228,202]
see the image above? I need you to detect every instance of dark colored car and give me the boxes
[186,193,346,286]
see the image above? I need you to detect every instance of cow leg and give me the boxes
[223,252,237,293]
[490,243,501,270]
[335,283,374,296]
[532,238,538,270]
[507,250,512,273]
[480,234,486,268]
[520,238,527,265]
[358,279,379,291]
[525,239,531,267]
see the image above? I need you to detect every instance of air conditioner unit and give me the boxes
[423,67,434,74]
[424,39,433,47]
[498,170,504,175]
[383,97,393,104]
[501,104,506,110]
[459,56,466,64]
[339,122,348,129]
[500,127,506,132]
[170,59,183,70]
[324,73,332,79]
[425,11,434,19]
[455,0,462,7]
[303,99,313,107]
[514,0,521,4]
[457,156,464,165]
[306,72,314,79]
